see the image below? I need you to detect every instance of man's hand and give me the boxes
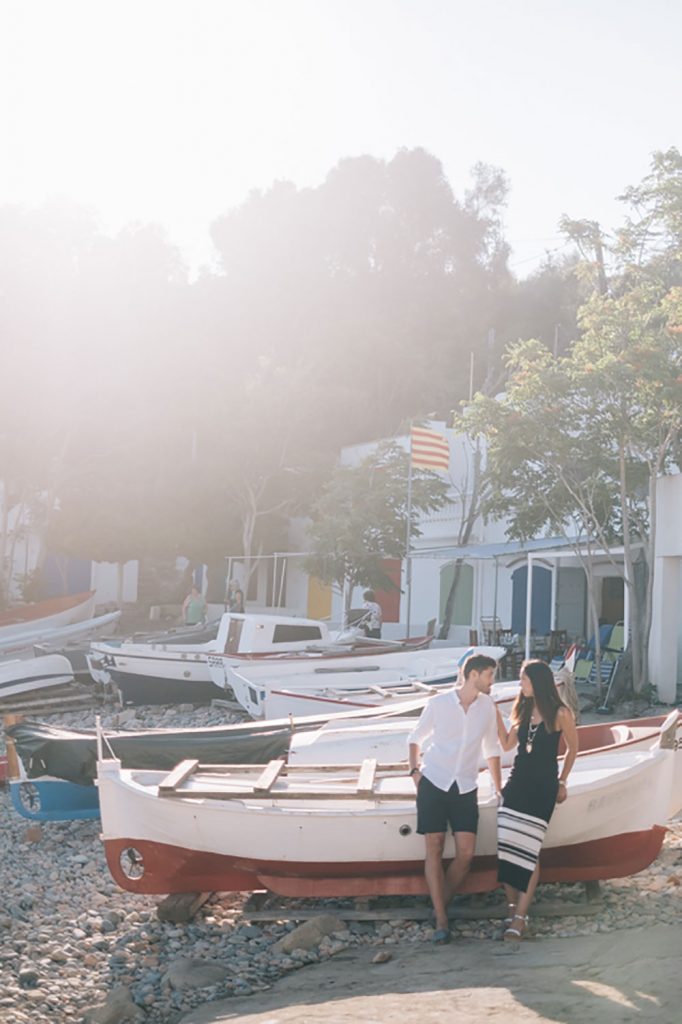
[409,769,422,788]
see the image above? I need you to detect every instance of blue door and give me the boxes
[511,565,552,635]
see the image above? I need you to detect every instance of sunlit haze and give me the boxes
[1,0,679,274]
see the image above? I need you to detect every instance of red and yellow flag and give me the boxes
[410,426,450,472]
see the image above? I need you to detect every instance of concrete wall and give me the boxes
[649,474,682,703]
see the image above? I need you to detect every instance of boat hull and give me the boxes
[98,746,673,896]
[0,591,96,641]
[102,828,667,897]
[10,779,99,821]
[0,654,74,700]
[110,669,224,706]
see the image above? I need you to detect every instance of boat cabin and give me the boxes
[215,613,332,656]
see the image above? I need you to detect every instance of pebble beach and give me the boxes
[1,701,681,1024]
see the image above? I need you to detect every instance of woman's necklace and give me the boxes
[526,719,541,754]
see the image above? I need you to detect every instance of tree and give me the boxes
[304,441,448,624]
[462,150,682,693]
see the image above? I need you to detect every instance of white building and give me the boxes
[649,473,682,703]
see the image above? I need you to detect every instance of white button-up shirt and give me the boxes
[407,689,501,794]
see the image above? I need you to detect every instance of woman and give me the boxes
[182,585,207,626]
[496,659,578,940]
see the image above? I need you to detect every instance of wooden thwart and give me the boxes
[357,758,377,796]
[159,759,200,792]
[254,759,285,792]
[156,757,410,801]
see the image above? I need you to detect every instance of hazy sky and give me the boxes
[1,0,679,275]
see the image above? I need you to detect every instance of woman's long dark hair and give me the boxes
[511,659,567,733]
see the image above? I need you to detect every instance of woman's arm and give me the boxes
[556,706,578,803]
[496,707,518,752]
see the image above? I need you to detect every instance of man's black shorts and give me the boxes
[416,775,479,835]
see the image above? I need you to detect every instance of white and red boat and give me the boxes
[97,712,680,898]
[89,612,436,706]
[0,591,96,643]
[220,645,507,719]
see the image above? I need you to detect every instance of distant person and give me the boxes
[182,585,207,626]
[362,590,382,638]
[227,581,245,610]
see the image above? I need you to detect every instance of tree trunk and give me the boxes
[439,558,465,641]
[438,439,483,640]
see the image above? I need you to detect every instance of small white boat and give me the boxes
[223,646,507,719]
[0,610,121,657]
[0,654,74,702]
[97,712,679,897]
[0,591,96,643]
[89,612,435,706]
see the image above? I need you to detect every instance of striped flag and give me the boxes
[410,426,450,472]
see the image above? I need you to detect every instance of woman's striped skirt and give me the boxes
[497,806,549,892]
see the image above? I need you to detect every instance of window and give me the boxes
[272,624,323,643]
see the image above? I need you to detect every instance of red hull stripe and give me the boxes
[104,827,666,897]
[0,590,94,628]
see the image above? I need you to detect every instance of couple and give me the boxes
[408,654,578,943]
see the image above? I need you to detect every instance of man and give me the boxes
[407,653,502,943]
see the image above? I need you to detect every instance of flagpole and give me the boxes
[405,422,413,638]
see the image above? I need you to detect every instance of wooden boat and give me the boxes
[223,646,507,719]
[89,612,434,706]
[97,712,679,897]
[0,610,121,657]
[0,591,96,642]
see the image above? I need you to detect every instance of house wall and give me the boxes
[649,473,682,703]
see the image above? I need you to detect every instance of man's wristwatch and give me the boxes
[409,766,420,776]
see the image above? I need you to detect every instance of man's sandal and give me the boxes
[503,913,528,940]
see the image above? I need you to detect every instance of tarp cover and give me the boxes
[7,719,296,786]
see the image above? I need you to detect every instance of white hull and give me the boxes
[98,741,671,868]
[0,592,96,642]
[0,654,74,700]
[224,646,507,719]
[0,610,121,656]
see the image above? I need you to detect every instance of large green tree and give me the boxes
[462,150,682,692]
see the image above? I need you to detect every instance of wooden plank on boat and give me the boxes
[158,759,199,792]
[192,761,407,774]
[161,785,411,801]
[357,758,377,796]
[314,665,380,674]
[156,891,213,923]
[254,759,286,792]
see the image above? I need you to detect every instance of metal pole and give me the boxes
[623,562,630,649]
[550,559,558,631]
[525,553,533,661]
[492,556,499,635]
[405,425,414,637]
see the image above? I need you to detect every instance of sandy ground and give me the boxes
[180,923,680,1024]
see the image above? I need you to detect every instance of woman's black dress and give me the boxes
[497,719,561,892]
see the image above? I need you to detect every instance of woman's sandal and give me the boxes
[503,913,528,941]
[503,902,516,927]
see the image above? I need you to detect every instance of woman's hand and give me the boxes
[556,780,568,803]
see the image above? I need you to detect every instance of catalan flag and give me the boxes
[410,426,450,472]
